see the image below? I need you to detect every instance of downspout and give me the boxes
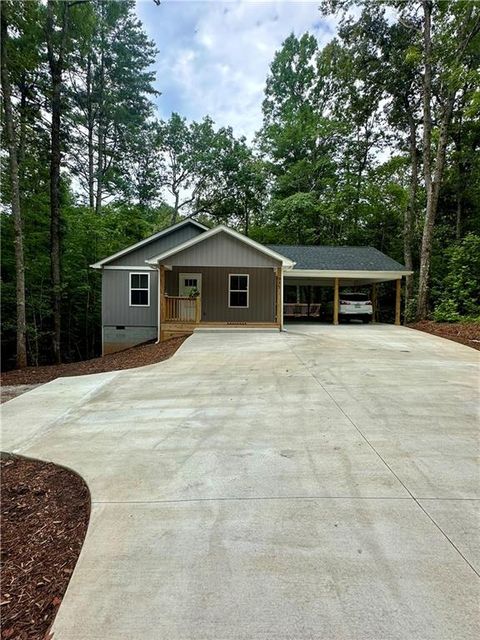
[101,268,105,355]
[156,264,161,344]
[280,268,285,331]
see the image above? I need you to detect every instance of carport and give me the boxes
[267,245,413,325]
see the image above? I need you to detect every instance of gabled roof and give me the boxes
[145,225,295,268]
[90,218,209,269]
[267,245,409,272]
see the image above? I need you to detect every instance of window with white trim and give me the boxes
[228,274,249,308]
[129,272,150,306]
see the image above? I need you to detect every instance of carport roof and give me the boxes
[267,245,409,272]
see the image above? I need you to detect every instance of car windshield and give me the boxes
[340,293,369,301]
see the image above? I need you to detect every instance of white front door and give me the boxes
[178,273,202,296]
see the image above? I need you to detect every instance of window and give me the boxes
[184,278,197,288]
[229,274,249,308]
[130,272,150,306]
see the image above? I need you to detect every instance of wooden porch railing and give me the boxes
[163,295,201,323]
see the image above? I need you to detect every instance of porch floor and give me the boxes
[160,321,280,341]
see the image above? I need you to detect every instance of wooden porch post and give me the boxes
[333,277,339,325]
[275,267,282,328]
[395,278,401,326]
[372,283,378,323]
[195,295,201,324]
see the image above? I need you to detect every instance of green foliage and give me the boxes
[68,0,159,207]
[2,0,479,367]
[432,299,461,323]
[434,234,480,320]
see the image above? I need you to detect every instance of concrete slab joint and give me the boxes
[1,324,479,639]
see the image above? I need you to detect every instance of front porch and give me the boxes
[158,265,282,341]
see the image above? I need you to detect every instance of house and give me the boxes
[91,218,412,355]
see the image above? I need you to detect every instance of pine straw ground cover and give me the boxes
[1,335,189,389]
[0,454,90,640]
[409,321,480,351]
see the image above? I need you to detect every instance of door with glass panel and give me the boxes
[178,273,202,321]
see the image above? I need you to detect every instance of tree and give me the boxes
[45,0,72,362]
[68,0,158,211]
[320,0,480,318]
[415,0,480,318]
[193,131,266,234]
[433,234,480,321]
[258,33,346,242]
[157,114,224,223]
[1,1,27,367]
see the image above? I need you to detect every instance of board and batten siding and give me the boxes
[100,222,206,353]
[102,269,158,326]
[165,232,282,268]
[110,223,203,267]
[166,266,276,323]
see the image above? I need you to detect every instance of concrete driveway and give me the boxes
[2,325,479,639]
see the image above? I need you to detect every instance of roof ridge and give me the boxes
[267,244,378,249]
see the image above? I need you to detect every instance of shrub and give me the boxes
[433,299,461,323]
[434,234,480,321]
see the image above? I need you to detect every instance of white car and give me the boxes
[339,292,373,323]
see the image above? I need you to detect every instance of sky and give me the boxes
[135,0,339,142]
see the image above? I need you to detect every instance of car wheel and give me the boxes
[362,317,370,324]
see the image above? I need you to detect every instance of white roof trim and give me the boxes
[102,265,155,271]
[90,218,209,269]
[285,269,413,279]
[145,225,295,268]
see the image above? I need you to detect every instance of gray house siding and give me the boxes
[100,225,281,353]
[111,224,203,266]
[166,266,276,323]
[100,222,205,354]
[102,269,158,326]
[102,269,158,354]
[164,232,282,268]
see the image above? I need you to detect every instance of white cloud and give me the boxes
[135,0,339,141]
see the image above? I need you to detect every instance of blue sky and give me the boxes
[135,1,338,141]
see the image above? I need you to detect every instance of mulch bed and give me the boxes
[1,453,90,640]
[409,321,480,351]
[1,335,189,388]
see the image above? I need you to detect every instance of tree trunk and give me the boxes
[454,113,464,241]
[355,124,370,214]
[404,108,418,318]
[416,0,474,318]
[46,0,69,363]
[95,8,105,214]
[95,87,104,213]
[456,190,462,241]
[172,189,179,225]
[86,53,95,209]
[244,199,249,237]
[1,5,28,368]
[18,74,27,168]
[417,93,455,319]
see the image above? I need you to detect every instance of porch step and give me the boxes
[160,321,281,341]
[194,327,280,334]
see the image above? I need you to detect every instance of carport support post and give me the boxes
[333,277,339,325]
[395,278,401,326]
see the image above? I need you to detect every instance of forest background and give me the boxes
[1,0,479,369]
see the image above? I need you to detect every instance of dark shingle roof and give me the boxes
[266,245,408,272]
